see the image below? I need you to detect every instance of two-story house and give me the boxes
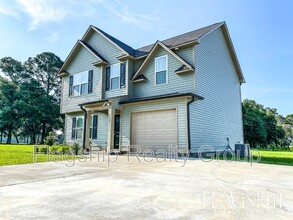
[58,21,245,153]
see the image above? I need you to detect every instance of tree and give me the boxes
[24,52,63,143]
[0,57,27,84]
[0,52,64,144]
[243,99,291,148]
[242,99,267,147]
[24,52,63,99]
[0,77,21,143]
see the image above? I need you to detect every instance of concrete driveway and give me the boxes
[0,154,292,220]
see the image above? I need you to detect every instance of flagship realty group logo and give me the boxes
[33,145,262,167]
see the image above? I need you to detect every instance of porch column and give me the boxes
[107,107,115,152]
[85,111,91,148]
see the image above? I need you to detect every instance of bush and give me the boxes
[50,146,62,154]
[50,145,72,154]
[72,142,80,155]
[36,146,49,154]
[44,132,55,147]
[60,146,72,154]
[289,146,293,152]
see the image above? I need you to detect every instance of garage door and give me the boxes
[132,109,177,150]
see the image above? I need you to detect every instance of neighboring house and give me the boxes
[58,21,245,153]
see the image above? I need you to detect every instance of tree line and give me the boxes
[242,99,293,148]
[0,52,63,144]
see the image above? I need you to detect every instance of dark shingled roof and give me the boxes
[119,93,204,105]
[135,22,223,55]
[93,26,137,56]
[93,22,223,58]
[174,65,191,73]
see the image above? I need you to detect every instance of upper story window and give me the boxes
[110,63,120,90]
[155,55,168,85]
[105,62,126,91]
[69,70,93,97]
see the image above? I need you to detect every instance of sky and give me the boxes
[0,0,292,116]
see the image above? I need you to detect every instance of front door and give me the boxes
[114,115,120,149]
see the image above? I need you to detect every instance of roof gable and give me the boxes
[58,40,108,76]
[82,25,136,56]
[131,41,194,81]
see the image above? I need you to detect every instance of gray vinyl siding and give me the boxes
[121,98,187,148]
[190,28,243,152]
[127,60,135,98]
[174,47,194,66]
[86,32,127,99]
[132,47,194,98]
[64,112,108,147]
[61,46,102,114]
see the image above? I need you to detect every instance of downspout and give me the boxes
[80,105,87,150]
[187,95,195,151]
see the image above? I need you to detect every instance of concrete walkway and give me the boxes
[0,155,292,219]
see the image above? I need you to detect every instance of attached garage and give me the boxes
[131,109,177,152]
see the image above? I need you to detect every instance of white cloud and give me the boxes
[0,1,21,21]
[0,0,158,30]
[16,0,68,30]
[101,1,158,29]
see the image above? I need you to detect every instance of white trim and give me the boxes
[74,116,84,140]
[90,26,129,55]
[89,114,98,140]
[58,41,107,75]
[109,63,121,91]
[154,55,168,85]
[131,41,194,81]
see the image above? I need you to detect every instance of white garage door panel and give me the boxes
[132,109,177,148]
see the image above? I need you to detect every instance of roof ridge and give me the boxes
[91,25,136,55]
[136,22,224,52]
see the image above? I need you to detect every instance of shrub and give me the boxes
[37,146,49,154]
[50,146,62,154]
[44,132,55,147]
[60,146,72,154]
[289,146,293,152]
[72,142,80,155]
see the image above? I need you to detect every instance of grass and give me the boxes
[0,144,74,166]
[251,150,293,166]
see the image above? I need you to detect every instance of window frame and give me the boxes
[89,114,98,140]
[74,116,84,140]
[110,63,120,90]
[155,55,168,85]
[71,71,89,97]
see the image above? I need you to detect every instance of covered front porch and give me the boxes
[79,100,121,152]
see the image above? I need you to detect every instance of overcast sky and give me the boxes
[0,0,292,116]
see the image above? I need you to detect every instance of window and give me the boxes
[72,116,83,140]
[72,71,88,96]
[155,55,167,85]
[110,63,120,90]
[89,115,98,139]
[105,63,126,91]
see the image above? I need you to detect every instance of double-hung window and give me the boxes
[72,116,83,140]
[89,115,98,139]
[73,71,88,96]
[70,70,94,97]
[110,63,120,90]
[105,63,126,91]
[155,55,168,85]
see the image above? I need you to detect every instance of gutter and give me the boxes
[187,96,195,151]
[80,105,87,150]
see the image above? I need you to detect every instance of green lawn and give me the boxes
[0,144,74,166]
[252,150,293,166]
